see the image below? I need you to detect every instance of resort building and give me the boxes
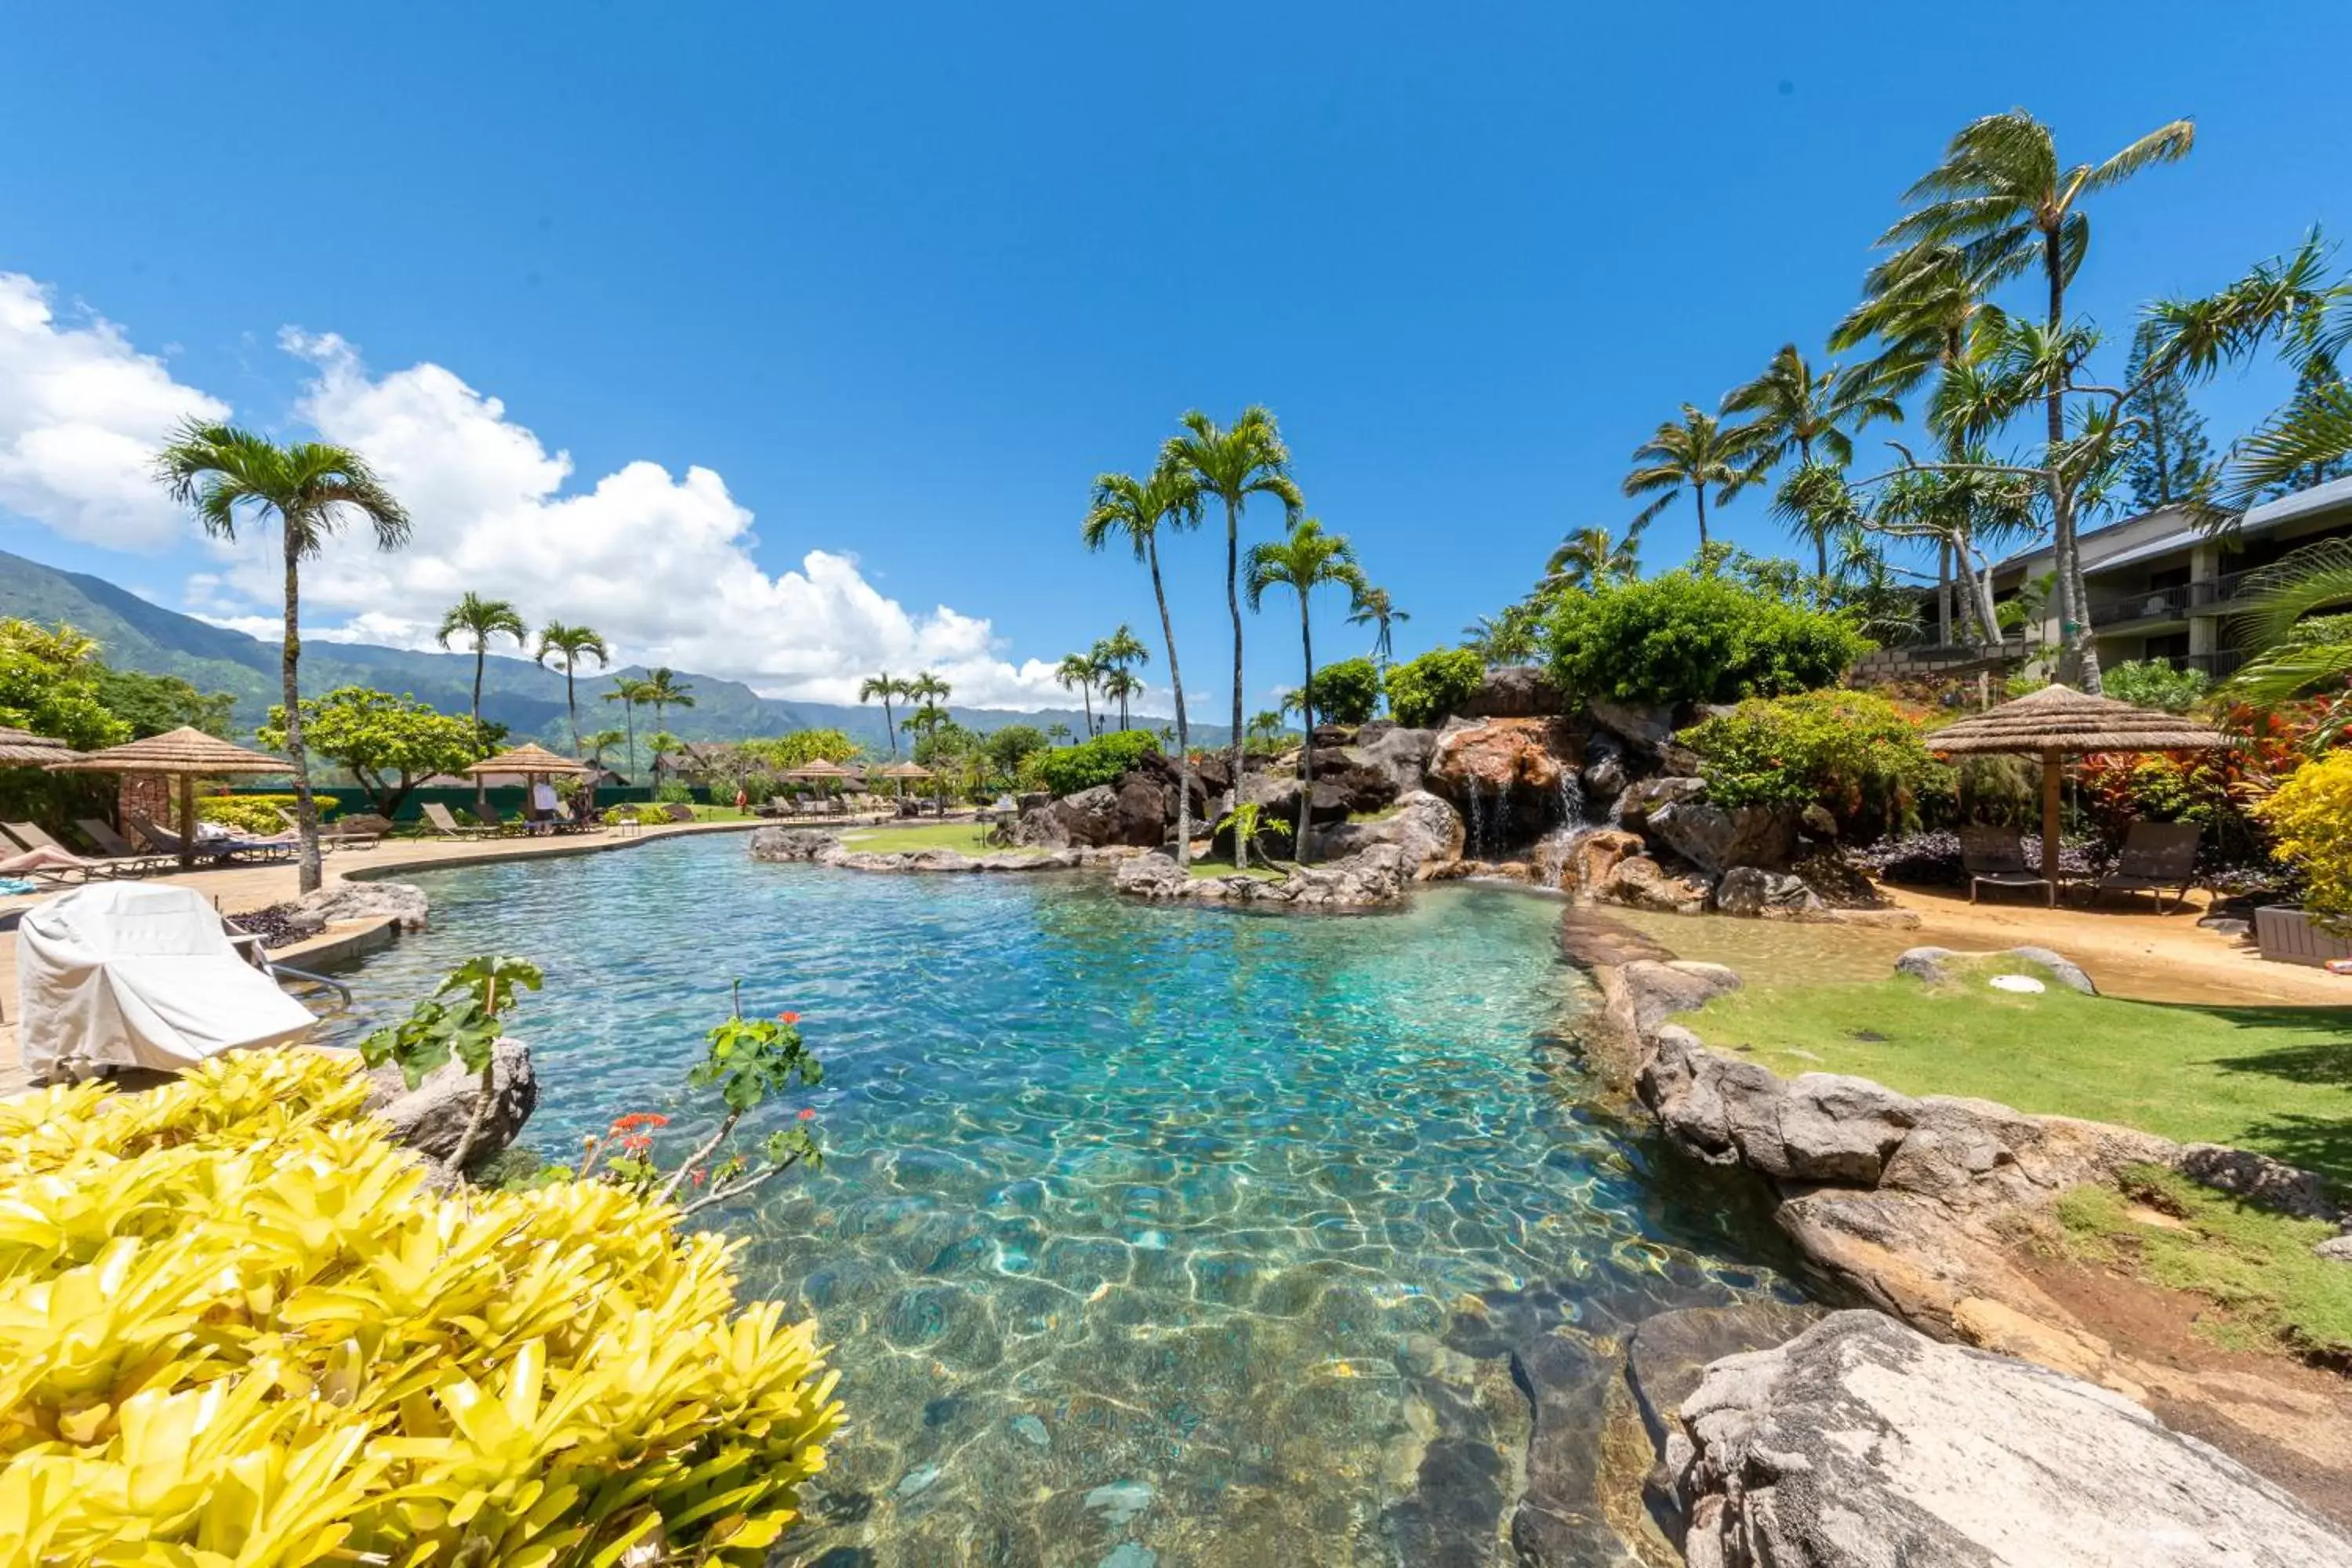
[1990,475,2352,676]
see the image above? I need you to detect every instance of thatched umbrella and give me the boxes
[0,726,79,766]
[48,727,290,870]
[1928,684,2230,886]
[782,758,855,782]
[470,742,594,826]
[872,759,933,813]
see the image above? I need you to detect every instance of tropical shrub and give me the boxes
[2255,746,2352,931]
[1033,728,1158,796]
[1681,691,1939,840]
[2076,700,2325,887]
[1544,575,1871,707]
[260,688,481,819]
[197,793,338,836]
[2100,659,2210,713]
[0,1051,842,1565]
[652,780,696,804]
[1384,648,1484,728]
[1299,656,1381,726]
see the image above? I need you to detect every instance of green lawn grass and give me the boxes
[2057,1164,2352,1361]
[840,822,1035,855]
[1687,958,2352,1191]
[1186,858,1290,882]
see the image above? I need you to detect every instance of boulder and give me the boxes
[1613,775,1705,829]
[2176,1144,2342,1223]
[1315,752,1400,815]
[1648,800,1800,876]
[1457,664,1567,719]
[1713,866,1827,920]
[1112,844,1407,909]
[2003,945,2098,996]
[1586,698,1677,753]
[1428,716,1570,799]
[748,826,840,862]
[1312,790,1465,878]
[281,879,430,932]
[1580,732,1628,800]
[1596,855,1715,916]
[1357,726,1437,795]
[364,1038,538,1171]
[1557,909,1678,969]
[1670,1310,2352,1568]
[1625,1300,1824,1471]
[1894,945,2098,996]
[2317,1235,2352,1264]
[1552,826,1645,896]
[1613,960,1741,1038]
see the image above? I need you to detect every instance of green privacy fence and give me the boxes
[220,783,683,823]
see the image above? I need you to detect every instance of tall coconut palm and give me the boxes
[1881,109,2195,691]
[154,423,412,894]
[1346,585,1409,674]
[1244,518,1367,865]
[1163,405,1305,869]
[1054,652,1100,738]
[582,727,627,771]
[1622,405,1757,552]
[603,675,655,785]
[899,672,952,813]
[533,621,609,755]
[437,593,528,815]
[859,671,909,757]
[640,668,695,784]
[1544,521,1646,591]
[1083,465,1204,861]
[1093,625,1152,730]
[1722,346,1904,586]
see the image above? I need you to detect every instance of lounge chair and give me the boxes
[74,818,178,875]
[2091,821,2201,914]
[274,807,383,851]
[421,801,499,840]
[130,814,296,864]
[2,823,121,887]
[1960,825,2055,908]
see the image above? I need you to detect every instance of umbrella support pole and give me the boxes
[178,774,196,873]
[2041,747,2062,908]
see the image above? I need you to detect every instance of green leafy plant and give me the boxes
[2256,747,2352,934]
[1299,655,1381,726]
[1213,800,1277,862]
[1681,690,1939,840]
[1384,648,1484,728]
[260,686,483,819]
[358,955,543,1174]
[1544,572,1871,707]
[196,792,338,836]
[2100,659,2210,714]
[1033,728,1159,796]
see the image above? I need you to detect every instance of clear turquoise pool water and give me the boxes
[325,836,1795,1566]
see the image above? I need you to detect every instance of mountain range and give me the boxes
[0,548,1218,754]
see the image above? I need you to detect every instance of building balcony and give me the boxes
[2086,582,2194,628]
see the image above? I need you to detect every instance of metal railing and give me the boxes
[2161,649,2246,678]
[2086,582,2194,627]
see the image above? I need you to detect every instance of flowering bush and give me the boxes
[0,1051,841,1564]
[2255,747,2352,931]
[1680,690,1940,841]
[2075,701,2326,887]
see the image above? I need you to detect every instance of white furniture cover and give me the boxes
[16,883,318,1079]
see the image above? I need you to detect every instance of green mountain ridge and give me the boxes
[0,547,1214,753]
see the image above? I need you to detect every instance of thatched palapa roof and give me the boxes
[782,758,857,780]
[871,760,933,779]
[47,726,288,775]
[468,742,593,776]
[1929,684,2230,757]
[0,725,78,766]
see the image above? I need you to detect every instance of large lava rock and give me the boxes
[1587,698,1678,752]
[1648,799,1800,875]
[1428,717,1570,799]
[1356,727,1438,795]
[1312,790,1465,878]
[1613,775,1705,829]
[749,826,840,861]
[1668,1310,2351,1567]
[277,879,430,933]
[363,1038,538,1171]
[1596,855,1715,916]
[1713,866,1827,920]
[1457,665,1567,719]
[1314,751,1401,815]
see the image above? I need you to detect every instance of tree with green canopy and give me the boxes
[2120,320,2216,509]
[1544,521,1646,593]
[154,421,412,892]
[1245,517,1367,863]
[1622,405,1758,553]
[602,675,655,784]
[1723,345,1903,588]
[641,668,695,781]
[1054,652,1100,738]
[259,687,480,819]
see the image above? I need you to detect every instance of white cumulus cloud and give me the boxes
[0,274,229,548]
[190,330,1074,707]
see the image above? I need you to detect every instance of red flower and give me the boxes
[609,1112,670,1134]
[778,1011,803,1025]
[797,1107,816,1121]
[621,1134,653,1155]
[690,1168,707,1188]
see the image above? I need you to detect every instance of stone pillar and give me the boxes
[2187,539,2221,658]
[118,773,170,831]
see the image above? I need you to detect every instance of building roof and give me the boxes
[1992,477,2352,578]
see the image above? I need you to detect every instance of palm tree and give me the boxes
[1054,652,1099,738]
[155,423,410,892]
[1881,109,2195,691]
[603,675,655,784]
[1544,521,1646,591]
[1622,405,1757,552]
[1245,518,1367,865]
[1083,464,1203,861]
[437,592,528,814]
[582,727,627,771]
[533,621,609,755]
[1346,585,1409,674]
[858,671,909,757]
[1045,721,1073,747]
[1722,346,1904,585]
[898,672,953,813]
[639,668,695,782]
[1163,406,1305,862]
[1092,625,1152,731]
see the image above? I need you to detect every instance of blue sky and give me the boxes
[2,1,2345,713]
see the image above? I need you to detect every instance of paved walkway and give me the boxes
[0,818,762,1091]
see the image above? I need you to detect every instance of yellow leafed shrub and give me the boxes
[2254,746,2352,933]
[0,1051,842,1566]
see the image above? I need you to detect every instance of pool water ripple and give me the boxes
[325,836,1795,1566]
